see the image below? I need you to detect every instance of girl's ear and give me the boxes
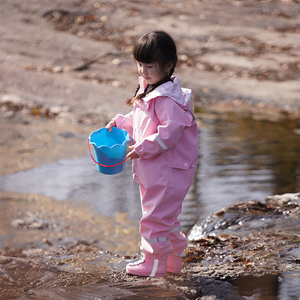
[165,62,174,73]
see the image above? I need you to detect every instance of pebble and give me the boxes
[111,58,121,65]
[52,66,63,73]
[11,219,25,228]
[1,94,21,103]
[3,111,15,118]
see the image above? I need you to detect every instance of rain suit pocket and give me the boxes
[170,158,192,170]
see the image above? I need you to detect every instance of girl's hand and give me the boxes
[105,120,116,132]
[127,145,140,160]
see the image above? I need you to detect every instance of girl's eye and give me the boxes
[137,62,154,68]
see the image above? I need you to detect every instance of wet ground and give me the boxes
[1,0,300,299]
[1,191,300,299]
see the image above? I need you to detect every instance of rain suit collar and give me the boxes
[138,76,192,106]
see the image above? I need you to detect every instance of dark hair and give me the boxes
[126,30,178,106]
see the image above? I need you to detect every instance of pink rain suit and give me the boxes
[113,76,199,259]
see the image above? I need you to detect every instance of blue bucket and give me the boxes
[88,127,130,175]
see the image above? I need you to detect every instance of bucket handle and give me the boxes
[88,137,132,168]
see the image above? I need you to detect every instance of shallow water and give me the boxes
[277,247,300,300]
[1,112,299,232]
[231,246,300,300]
[194,112,300,223]
[0,157,141,221]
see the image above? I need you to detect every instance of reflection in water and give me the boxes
[230,274,279,299]
[278,247,300,299]
[278,273,300,300]
[0,158,141,221]
[186,112,300,226]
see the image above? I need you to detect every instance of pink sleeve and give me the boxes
[135,97,194,159]
[112,111,133,137]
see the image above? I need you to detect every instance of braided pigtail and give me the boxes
[125,77,172,106]
[125,84,141,106]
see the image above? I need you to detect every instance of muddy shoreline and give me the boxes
[1,0,300,299]
[1,191,300,299]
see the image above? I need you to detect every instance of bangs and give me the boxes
[133,36,160,64]
[132,30,177,76]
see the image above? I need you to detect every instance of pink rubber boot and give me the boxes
[167,254,183,273]
[126,256,167,277]
[167,230,187,274]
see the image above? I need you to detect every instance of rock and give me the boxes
[11,219,26,228]
[2,111,15,118]
[187,194,300,241]
[187,201,279,240]
[11,218,53,230]
[111,58,121,65]
[265,192,300,207]
[184,193,300,298]
[1,94,21,103]
[22,248,43,256]
[52,66,63,73]
[199,282,243,300]
[0,255,60,283]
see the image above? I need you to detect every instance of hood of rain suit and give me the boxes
[138,76,192,108]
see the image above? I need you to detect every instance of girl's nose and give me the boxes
[141,66,148,74]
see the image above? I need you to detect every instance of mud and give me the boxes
[0,191,140,255]
[0,191,245,300]
[1,0,300,299]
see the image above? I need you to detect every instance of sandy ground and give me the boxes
[1,0,300,121]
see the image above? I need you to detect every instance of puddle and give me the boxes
[0,156,141,222]
[15,280,184,300]
[277,247,300,300]
[194,111,300,224]
[230,274,280,300]
[231,269,300,300]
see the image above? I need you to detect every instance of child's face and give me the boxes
[137,62,168,85]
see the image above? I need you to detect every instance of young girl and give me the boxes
[106,30,199,277]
